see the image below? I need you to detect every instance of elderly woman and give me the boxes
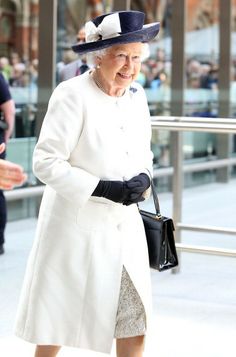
[15,11,160,357]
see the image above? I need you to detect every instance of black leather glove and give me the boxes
[92,173,150,205]
[92,180,130,203]
[123,173,150,206]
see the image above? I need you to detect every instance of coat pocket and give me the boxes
[76,199,114,232]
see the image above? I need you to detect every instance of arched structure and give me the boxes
[0,0,38,60]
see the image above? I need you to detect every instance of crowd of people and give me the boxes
[0,47,222,93]
[0,52,38,88]
[186,57,219,90]
[56,46,223,94]
[135,47,221,91]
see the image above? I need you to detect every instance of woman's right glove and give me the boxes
[124,173,150,205]
[92,173,150,205]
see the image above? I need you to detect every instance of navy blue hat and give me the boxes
[72,11,160,54]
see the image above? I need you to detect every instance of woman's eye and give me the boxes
[133,56,141,62]
[117,54,126,59]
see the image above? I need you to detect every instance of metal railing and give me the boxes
[5,116,236,259]
[5,185,44,201]
[151,116,236,259]
[151,116,236,133]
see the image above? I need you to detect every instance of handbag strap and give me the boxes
[150,180,162,216]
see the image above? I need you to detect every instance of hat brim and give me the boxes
[72,22,160,54]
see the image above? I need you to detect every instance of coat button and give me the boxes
[117,224,121,230]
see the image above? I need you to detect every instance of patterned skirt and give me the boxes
[114,266,146,339]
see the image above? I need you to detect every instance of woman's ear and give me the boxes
[95,56,102,68]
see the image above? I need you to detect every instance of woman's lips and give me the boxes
[118,73,132,79]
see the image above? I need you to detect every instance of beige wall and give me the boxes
[0,0,39,60]
[186,0,219,31]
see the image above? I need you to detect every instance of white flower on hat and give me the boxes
[85,13,121,42]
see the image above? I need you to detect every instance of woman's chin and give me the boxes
[116,78,132,88]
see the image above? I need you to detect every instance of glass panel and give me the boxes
[132,0,172,117]
[130,1,173,174]
[183,0,219,180]
[151,128,236,192]
[185,0,219,118]
[231,0,236,156]
[232,0,236,116]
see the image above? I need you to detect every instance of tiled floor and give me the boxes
[1,180,236,356]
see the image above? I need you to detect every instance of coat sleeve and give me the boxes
[33,81,99,207]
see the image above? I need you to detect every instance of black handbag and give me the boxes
[139,181,179,272]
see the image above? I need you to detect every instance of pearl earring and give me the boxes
[97,64,100,69]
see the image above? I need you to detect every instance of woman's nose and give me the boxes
[124,56,134,69]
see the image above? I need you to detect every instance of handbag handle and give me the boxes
[150,180,162,217]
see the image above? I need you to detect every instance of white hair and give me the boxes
[86,43,150,65]
[86,49,108,65]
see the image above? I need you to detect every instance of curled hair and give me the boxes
[85,43,150,64]
[86,48,108,65]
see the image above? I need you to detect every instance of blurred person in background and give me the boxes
[0,73,16,255]
[0,57,12,82]
[28,58,39,87]
[200,63,219,90]
[9,52,22,67]
[186,58,202,78]
[59,27,90,81]
[9,63,28,87]
[136,62,152,88]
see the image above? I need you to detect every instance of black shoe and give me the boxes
[0,245,4,255]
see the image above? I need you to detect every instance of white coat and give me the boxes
[14,71,153,354]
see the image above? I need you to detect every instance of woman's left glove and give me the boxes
[123,173,150,206]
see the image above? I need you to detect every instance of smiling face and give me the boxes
[95,42,144,96]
